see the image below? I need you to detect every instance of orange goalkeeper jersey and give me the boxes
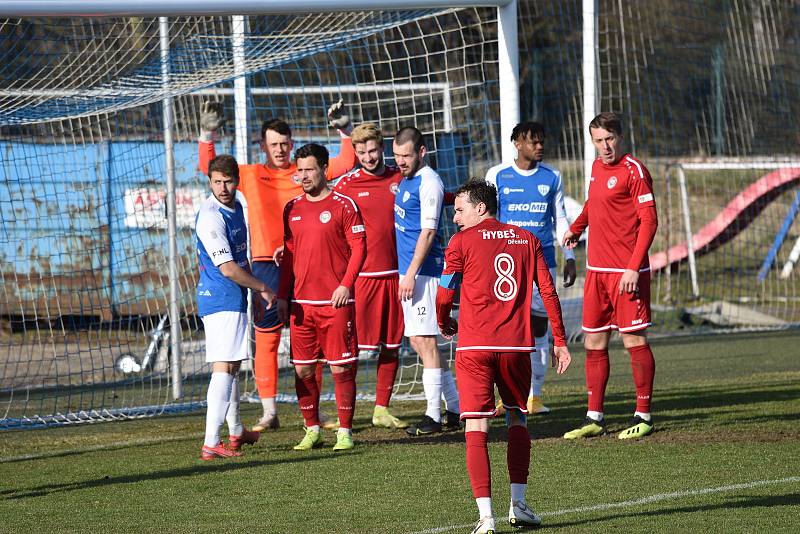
[199,136,356,261]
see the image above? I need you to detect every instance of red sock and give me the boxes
[375,352,399,407]
[628,345,655,413]
[332,365,357,430]
[295,370,320,427]
[465,431,491,498]
[507,425,530,484]
[585,348,610,413]
[315,363,324,392]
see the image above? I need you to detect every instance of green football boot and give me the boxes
[332,430,354,451]
[618,415,654,440]
[293,427,322,451]
[563,417,607,439]
[372,406,409,429]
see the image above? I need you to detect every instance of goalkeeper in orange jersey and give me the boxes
[197,100,357,431]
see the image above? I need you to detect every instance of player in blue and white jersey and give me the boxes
[195,154,275,460]
[485,122,577,415]
[393,126,460,436]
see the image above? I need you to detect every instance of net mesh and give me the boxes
[0,8,501,428]
[516,0,800,333]
[1,1,799,429]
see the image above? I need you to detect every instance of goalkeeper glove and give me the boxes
[199,100,225,142]
[327,98,351,131]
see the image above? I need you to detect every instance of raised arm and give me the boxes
[198,101,224,175]
[325,99,358,179]
[326,136,357,180]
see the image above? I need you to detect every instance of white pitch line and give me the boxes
[407,476,800,534]
[0,432,203,463]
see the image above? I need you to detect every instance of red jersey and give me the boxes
[570,154,658,272]
[277,191,366,304]
[436,218,566,351]
[199,136,356,262]
[333,165,402,277]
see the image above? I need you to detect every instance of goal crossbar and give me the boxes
[0,0,512,17]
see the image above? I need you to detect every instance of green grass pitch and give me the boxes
[1,330,799,533]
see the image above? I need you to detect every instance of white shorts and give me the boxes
[400,273,439,337]
[202,311,248,362]
[531,267,558,318]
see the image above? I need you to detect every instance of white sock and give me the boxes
[476,497,493,518]
[226,375,243,436]
[511,483,527,503]
[261,396,277,418]
[422,368,443,422]
[204,372,234,447]
[337,427,353,436]
[530,335,548,397]
[587,410,604,421]
[634,411,651,422]
[441,370,460,414]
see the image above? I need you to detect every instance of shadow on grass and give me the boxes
[544,492,800,529]
[0,433,203,464]
[527,379,800,440]
[3,450,360,500]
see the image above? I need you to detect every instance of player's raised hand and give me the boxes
[200,100,225,132]
[327,98,351,132]
[552,345,571,374]
[563,258,577,287]
[440,317,458,340]
[331,285,351,308]
[562,229,579,250]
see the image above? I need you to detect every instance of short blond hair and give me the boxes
[351,122,384,146]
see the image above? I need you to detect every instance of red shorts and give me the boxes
[455,351,531,419]
[289,303,359,366]
[355,276,404,351]
[582,270,651,333]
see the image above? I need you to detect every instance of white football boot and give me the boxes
[508,500,542,529]
[470,516,496,534]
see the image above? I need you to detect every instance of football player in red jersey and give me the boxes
[563,112,658,440]
[198,101,356,432]
[276,143,366,452]
[334,123,408,429]
[436,180,571,532]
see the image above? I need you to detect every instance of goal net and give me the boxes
[2,1,799,429]
[0,8,503,427]
[516,0,800,334]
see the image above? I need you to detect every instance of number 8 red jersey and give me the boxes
[440,218,567,351]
